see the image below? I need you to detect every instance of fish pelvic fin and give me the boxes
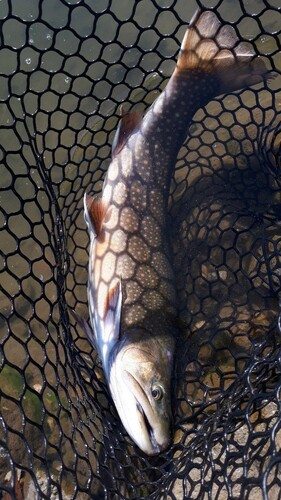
[69,307,97,348]
[112,106,142,156]
[176,10,269,94]
[103,280,122,344]
[84,193,109,238]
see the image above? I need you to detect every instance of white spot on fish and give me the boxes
[130,180,147,211]
[120,207,139,233]
[141,216,161,247]
[117,254,136,279]
[101,252,116,283]
[151,252,173,278]
[124,304,146,326]
[128,236,149,263]
[142,290,164,310]
[121,149,133,177]
[107,162,119,182]
[113,181,127,205]
[111,229,126,253]
[136,265,159,289]
[125,281,142,304]
[103,184,112,202]
[104,205,118,230]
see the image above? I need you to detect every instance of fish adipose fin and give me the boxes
[176,9,269,94]
[69,307,97,348]
[112,107,142,156]
[84,193,108,238]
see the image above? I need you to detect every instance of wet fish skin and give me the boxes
[79,10,269,455]
[108,321,175,454]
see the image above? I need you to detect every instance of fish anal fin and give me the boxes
[112,108,142,156]
[84,193,108,238]
[103,280,122,343]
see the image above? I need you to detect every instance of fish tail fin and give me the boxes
[177,10,269,93]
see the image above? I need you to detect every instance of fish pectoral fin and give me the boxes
[84,193,109,238]
[103,280,122,344]
[112,106,142,156]
[68,307,97,348]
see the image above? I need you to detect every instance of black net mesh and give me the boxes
[1,0,281,498]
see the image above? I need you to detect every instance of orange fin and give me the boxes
[175,10,269,93]
[112,107,142,156]
[84,193,108,238]
[103,281,121,318]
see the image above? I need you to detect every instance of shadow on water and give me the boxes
[171,155,281,389]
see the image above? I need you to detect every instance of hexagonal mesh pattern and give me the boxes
[1,0,281,498]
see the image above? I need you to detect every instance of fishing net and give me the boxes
[1,0,281,498]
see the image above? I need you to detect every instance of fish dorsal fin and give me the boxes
[103,280,122,345]
[112,107,141,156]
[84,193,108,238]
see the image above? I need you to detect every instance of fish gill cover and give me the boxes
[0,0,281,498]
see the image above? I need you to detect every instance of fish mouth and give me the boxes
[136,401,160,455]
[124,370,169,455]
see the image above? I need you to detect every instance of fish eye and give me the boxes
[151,385,163,401]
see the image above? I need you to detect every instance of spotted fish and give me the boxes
[73,10,268,455]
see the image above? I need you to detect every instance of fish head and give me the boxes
[109,329,175,455]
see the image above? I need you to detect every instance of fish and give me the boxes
[72,10,269,455]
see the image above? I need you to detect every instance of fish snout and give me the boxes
[136,403,171,455]
[133,377,172,455]
[151,413,173,453]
